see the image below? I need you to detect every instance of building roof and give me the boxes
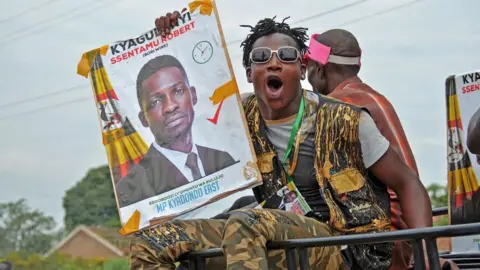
[44,225,134,258]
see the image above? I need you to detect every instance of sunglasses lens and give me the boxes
[250,47,299,64]
[251,48,272,63]
[278,47,299,62]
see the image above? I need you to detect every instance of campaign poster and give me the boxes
[256,182,312,216]
[445,71,480,227]
[76,0,262,235]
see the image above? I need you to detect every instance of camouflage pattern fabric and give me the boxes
[130,209,348,270]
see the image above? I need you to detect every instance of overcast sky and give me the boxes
[1,0,479,225]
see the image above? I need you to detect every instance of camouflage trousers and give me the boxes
[130,209,349,270]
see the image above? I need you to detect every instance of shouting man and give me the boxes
[129,13,432,270]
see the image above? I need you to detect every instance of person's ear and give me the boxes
[246,67,253,83]
[190,86,198,105]
[316,62,325,79]
[300,62,307,80]
[138,111,149,128]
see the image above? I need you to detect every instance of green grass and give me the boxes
[433,215,449,227]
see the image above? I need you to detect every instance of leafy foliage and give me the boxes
[426,183,450,227]
[0,252,129,270]
[0,199,59,257]
[427,183,448,208]
[433,216,449,227]
[0,165,129,269]
[62,165,120,232]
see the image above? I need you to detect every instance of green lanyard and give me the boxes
[282,94,305,183]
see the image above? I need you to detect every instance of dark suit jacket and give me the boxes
[116,144,236,208]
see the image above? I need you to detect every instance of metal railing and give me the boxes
[182,207,480,270]
[431,206,448,216]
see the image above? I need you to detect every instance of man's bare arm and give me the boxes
[370,147,432,228]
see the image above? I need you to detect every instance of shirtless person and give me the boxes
[305,28,457,270]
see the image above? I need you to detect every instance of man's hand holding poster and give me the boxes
[77,0,262,235]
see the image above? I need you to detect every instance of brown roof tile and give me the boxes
[87,226,134,253]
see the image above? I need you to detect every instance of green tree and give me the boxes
[0,251,122,270]
[0,199,57,257]
[63,165,120,232]
[426,183,449,226]
[427,183,448,208]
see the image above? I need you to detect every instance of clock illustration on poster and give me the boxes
[192,40,213,64]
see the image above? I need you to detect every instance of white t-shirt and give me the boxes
[265,111,389,169]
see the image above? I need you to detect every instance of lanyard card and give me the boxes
[256,182,312,216]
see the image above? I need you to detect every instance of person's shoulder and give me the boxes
[302,89,364,119]
[343,81,393,107]
[116,161,149,190]
[355,81,382,95]
[197,144,236,169]
[114,162,151,207]
[358,110,378,128]
[197,144,232,158]
[319,92,363,111]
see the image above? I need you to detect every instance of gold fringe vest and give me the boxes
[243,90,393,269]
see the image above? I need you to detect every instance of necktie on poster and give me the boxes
[76,0,262,235]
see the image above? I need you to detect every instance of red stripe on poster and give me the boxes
[448,120,463,129]
[119,162,129,178]
[96,89,119,102]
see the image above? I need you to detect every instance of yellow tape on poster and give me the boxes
[209,79,239,105]
[120,210,141,235]
[77,45,109,78]
[189,0,213,16]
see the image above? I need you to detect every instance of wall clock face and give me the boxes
[192,41,213,64]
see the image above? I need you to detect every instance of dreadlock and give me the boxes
[240,16,309,68]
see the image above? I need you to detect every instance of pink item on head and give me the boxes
[304,34,361,66]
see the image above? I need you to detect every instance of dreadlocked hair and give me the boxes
[239,16,309,68]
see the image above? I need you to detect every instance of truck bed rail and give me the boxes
[182,207,480,270]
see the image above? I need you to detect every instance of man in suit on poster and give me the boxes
[116,54,236,208]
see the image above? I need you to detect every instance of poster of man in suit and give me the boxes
[445,72,480,227]
[77,3,261,234]
[115,55,237,208]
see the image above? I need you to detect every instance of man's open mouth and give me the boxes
[266,75,284,92]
